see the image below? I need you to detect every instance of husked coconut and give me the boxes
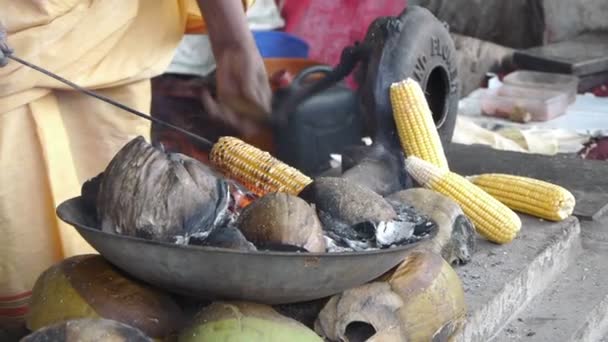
[301,177,397,226]
[237,193,326,252]
[96,136,230,243]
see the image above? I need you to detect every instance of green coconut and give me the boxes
[21,318,153,342]
[178,302,323,342]
[26,254,184,340]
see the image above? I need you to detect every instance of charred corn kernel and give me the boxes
[210,137,313,197]
[468,174,575,221]
[405,156,521,244]
[390,78,449,170]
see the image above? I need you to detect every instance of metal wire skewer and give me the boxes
[5,54,215,151]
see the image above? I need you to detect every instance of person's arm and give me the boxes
[196,0,271,121]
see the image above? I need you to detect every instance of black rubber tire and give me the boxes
[357,5,460,147]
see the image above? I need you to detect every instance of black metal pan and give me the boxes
[57,197,435,305]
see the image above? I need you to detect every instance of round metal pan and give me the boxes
[57,197,435,305]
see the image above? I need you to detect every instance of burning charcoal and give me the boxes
[96,136,230,244]
[386,188,476,265]
[376,200,437,248]
[323,236,355,253]
[300,177,397,226]
[317,211,375,252]
[191,225,256,251]
[390,200,437,235]
[375,220,415,248]
[237,193,326,253]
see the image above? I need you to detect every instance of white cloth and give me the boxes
[454,76,607,155]
[166,0,285,76]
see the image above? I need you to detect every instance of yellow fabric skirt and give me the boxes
[0,0,252,325]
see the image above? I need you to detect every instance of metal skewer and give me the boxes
[4,53,215,151]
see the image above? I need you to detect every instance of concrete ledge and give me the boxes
[571,292,608,342]
[455,216,581,341]
[496,247,608,341]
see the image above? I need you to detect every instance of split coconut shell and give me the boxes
[237,193,326,252]
[315,251,466,342]
[178,302,323,342]
[96,136,230,243]
[26,254,184,340]
[387,188,476,265]
[21,318,152,342]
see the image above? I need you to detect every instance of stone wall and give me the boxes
[411,0,608,48]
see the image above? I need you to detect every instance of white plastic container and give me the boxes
[503,70,579,104]
[480,84,570,122]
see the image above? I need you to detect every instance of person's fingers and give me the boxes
[200,87,263,138]
[201,87,240,128]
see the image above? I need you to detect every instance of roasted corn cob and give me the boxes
[390,78,449,170]
[405,156,521,244]
[210,137,313,197]
[468,173,575,221]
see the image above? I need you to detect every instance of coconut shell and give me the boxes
[389,251,466,341]
[315,251,466,342]
[21,318,152,342]
[314,282,406,341]
[179,302,323,342]
[26,255,184,339]
[301,177,397,226]
[97,136,229,243]
[387,188,476,265]
[237,193,326,252]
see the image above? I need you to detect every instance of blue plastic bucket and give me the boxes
[253,30,310,58]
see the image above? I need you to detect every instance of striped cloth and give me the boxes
[0,291,31,327]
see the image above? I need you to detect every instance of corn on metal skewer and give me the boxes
[405,156,521,244]
[390,78,449,170]
[211,137,313,197]
[468,174,575,221]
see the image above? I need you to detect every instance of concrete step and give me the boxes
[454,215,581,342]
[494,247,608,342]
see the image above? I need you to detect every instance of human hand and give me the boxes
[0,22,12,67]
[200,84,276,154]
[214,42,272,122]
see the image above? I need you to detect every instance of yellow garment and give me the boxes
[0,0,252,325]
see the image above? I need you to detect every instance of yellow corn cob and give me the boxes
[390,78,449,170]
[468,174,575,221]
[210,137,313,197]
[405,156,521,244]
